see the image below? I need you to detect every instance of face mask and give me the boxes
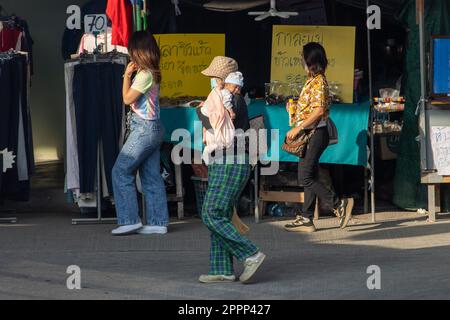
[210,78,218,89]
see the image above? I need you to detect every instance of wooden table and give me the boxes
[254,162,320,223]
[421,172,450,222]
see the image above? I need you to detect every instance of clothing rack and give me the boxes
[0,212,17,224]
[72,140,116,225]
[67,51,185,225]
[70,52,126,225]
[0,50,34,207]
[67,52,148,225]
[75,50,127,63]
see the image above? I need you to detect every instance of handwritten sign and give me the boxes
[84,14,107,34]
[155,34,225,98]
[431,127,450,176]
[271,25,356,103]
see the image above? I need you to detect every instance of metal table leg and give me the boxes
[72,141,116,225]
[0,209,17,224]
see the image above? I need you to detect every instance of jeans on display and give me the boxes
[112,114,169,227]
[298,127,340,219]
[72,62,124,194]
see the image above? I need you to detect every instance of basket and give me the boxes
[191,176,208,217]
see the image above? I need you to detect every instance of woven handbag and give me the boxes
[282,127,317,158]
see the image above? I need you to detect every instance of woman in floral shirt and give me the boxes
[284,42,353,233]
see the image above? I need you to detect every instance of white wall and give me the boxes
[2,0,86,162]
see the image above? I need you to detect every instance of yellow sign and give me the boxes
[271,25,356,103]
[155,34,226,98]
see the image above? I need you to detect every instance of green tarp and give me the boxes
[394,0,450,211]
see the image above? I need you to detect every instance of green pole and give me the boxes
[143,0,148,31]
[132,2,137,31]
[136,2,142,31]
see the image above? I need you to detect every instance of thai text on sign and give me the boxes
[155,34,226,98]
[271,25,356,103]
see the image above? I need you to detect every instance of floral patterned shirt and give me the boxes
[293,73,330,128]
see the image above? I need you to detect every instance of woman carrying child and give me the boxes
[196,56,266,284]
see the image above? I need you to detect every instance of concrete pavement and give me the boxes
[1,210,450,300]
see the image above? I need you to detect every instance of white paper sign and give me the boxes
[84,14,107,35]
[430,127,450,176]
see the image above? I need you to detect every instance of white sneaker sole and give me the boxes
[138,228,168,235]
[199,276,236,283]
[111,224,143,236]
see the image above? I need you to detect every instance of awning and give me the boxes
[180,0,317,12]
[179,0,405,14]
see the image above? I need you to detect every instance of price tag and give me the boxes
[84,14,107,34]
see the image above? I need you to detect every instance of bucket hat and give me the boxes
[201,56,239,80]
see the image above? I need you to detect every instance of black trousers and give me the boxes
[298,127,340,219]
[18,54,35,176]
[73,63,125,194]
[0,56,21,196]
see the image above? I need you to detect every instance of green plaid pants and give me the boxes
[202,162,258,276]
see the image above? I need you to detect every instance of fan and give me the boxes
[248,0,299,21]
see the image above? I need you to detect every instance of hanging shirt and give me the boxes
[78,28,128,54]
[0,23,22,52]
[130,70,160,120]
[106,0,133,48]
[62,0,107,60]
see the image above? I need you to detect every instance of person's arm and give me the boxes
[122,62,144,105]
[287,107,325,139]
[222,90,233,109]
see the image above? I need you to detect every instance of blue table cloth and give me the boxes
[160,99,370,166]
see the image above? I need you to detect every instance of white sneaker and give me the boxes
[239,252,266,284]
[111,223,143,236]
[137,226,168,235]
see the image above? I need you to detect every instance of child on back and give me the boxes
[200,72,244,146]
[200,71,244,120]
[221,72,244,120]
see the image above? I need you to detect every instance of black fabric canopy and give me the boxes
[336,0,404,15]
[180,0,405,15]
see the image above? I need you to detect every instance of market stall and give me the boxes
[419,33,450,221]
[59,0,425,223]
[154,14,372,221]
[161,98,370,222]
